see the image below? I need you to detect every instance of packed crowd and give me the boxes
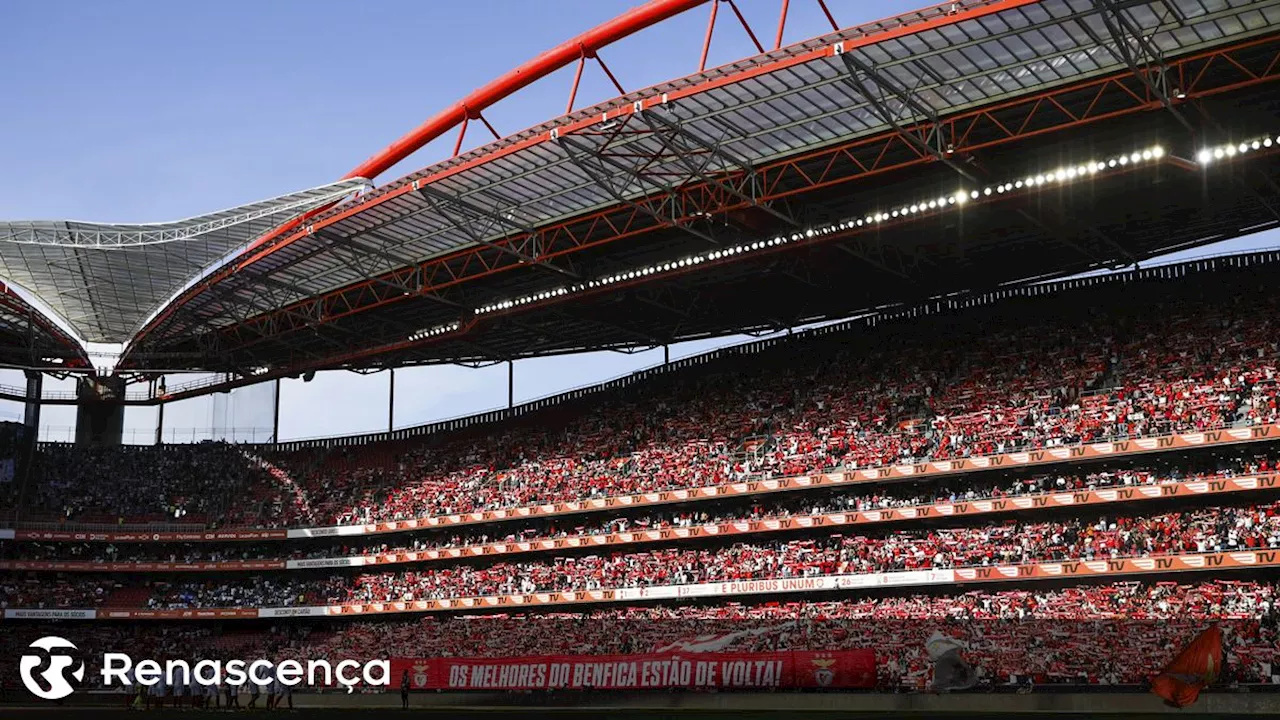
[258,287,1277,526]
[8,453,1273,567]
[0,575,108,609]
[2,580,1278,690]
[282,579,1280,687]
[23,443,285,525]
[253,280,1277,528]
[8,276,1279,530]
[8,223,1280,703]
[5,499,1280,610]
[300,502,1280,605]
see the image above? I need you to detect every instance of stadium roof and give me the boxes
[0,179,368,367]
[4,0,1280,385]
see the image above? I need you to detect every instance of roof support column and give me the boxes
[23,370,41,436]
[155,398,165,446]
[388,369,396,433]
[272,378,281,445]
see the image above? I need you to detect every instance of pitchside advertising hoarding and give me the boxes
[390,650,876,690]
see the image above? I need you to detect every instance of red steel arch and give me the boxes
[127,0,716,356]
[344,0,710,182]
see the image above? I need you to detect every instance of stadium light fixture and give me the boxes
[1195,134,1278,165]
[410,321,462,341]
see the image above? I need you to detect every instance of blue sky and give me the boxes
[0,0,1275,442]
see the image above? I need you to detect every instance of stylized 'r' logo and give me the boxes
[19,636,85,700]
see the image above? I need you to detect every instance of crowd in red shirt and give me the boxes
[6,499,1280,611]
[9,280,1277,532]
[8,454,1271,567]
[3,277,1280,694]
[2,580,1278,690]
[262,295,1277,529]
[278,579,1280,687]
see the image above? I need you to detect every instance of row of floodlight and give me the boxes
[1197,135,1278,164]
[410,138,1275,344]
[465,144,1168,321]
[408,320,461,342]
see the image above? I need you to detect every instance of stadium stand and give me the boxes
[21,443,283,525]
[4,255,1280,699]
[4,452,1272,566]
[6,497,1280,612]
[11,267,1279,530]
[2,580,1279,692]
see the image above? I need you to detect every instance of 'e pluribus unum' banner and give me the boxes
[390,650,875,691]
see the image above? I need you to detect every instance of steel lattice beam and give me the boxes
[638,108,799,228]
[838,43,1137,266]
[556,123,724,247]
[1094,1,1280,222]
[416,185,580,279]
[1093,0,1194,132]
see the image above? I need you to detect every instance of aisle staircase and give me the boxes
[240,450,314,523]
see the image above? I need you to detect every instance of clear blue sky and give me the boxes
[0,0,1274,442]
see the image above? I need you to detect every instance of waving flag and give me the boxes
[653,622,794,653]
[1151,625,1223,708]
[926,630,978,693]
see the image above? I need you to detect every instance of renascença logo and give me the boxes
[20,636,85,700]
[19,641,390,700]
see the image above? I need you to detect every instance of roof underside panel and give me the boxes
[0,179,369,344]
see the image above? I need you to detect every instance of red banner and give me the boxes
[389,650,875,691]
